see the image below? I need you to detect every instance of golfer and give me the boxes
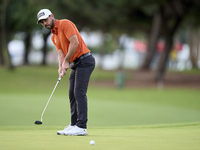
[37,9,95,136]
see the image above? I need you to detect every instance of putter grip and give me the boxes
[58,72,63,81]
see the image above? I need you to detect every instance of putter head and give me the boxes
[34,120,42,125]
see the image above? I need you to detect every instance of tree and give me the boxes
[0,0,13,69]
[2,0,200,74]
[141,7,162,70]
[0,32,3,65]
[184,1,200,69]
[156,0,198,82]
[5,0,54,66]
[7,0,43,65]
[188,29,200,69]
[138,0,200,81]
[41,30,51,65]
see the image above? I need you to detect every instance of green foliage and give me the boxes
[8,0,40,33]
[2,0,199,44]
[2,0,200,41]
[4,0,154,35]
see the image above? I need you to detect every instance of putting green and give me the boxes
[0,124,200,150]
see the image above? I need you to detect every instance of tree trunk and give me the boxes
[156,1,184,83]
[99,36,107,69]
[196,31,200,68]
[41,31,51,65]
[0,35,4,65]
[0,0,13,70]
[156,7,183,82]
[189,29,199,68]
[24,32,31,65]
[141,8,162,70]
[156,34,173,82]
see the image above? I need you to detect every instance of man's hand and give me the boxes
[58,67,62,76]
[61,60,70,75]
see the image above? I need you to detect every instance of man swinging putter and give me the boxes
[37,9,95,136]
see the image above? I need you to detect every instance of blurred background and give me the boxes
[1,0,200,88]
[0,0,200,131]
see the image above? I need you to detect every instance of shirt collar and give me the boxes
[51,20,59,35]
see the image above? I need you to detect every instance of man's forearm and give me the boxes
[57,50,65,67]
[65,41,78,62]
[64,34,79,63]
[58,57,64,68]
[65,44,78,62]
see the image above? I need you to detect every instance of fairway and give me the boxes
[0,67,200,150]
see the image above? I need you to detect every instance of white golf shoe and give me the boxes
[64,125,88,136]
[57,125,74,135]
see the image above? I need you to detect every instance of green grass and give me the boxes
[1,125,200,150]
[0,66,200,150]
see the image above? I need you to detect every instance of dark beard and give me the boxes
[45,18,55,29]
[50,18,55,29]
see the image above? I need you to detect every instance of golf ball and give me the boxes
[90,140,95,145]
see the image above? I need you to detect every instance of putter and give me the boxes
[34,73,63,125]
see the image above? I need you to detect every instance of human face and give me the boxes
[40,16,55,30]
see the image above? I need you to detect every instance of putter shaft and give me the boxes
[40,74,62,122]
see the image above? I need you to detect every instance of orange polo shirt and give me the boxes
[51,19,90,62]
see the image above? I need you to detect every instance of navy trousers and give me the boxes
[69,55,95,129]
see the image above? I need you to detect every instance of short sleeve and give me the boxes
[61,20,77,39]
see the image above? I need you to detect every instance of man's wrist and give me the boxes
[64,57,70,63]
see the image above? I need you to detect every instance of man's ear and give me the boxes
[50,14,54,18]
